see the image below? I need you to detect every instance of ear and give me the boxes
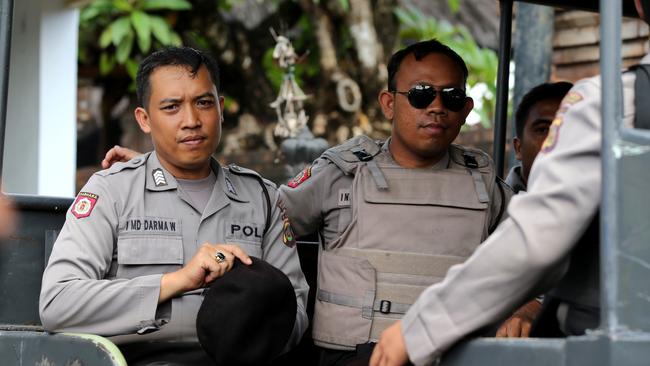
[378,90,395,121]
[218,96,225,124]
[513,137,522,161]
[135,107,151,134]
[459,97,474,126]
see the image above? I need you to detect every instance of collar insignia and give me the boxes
[225,175,237,195]
[152,168,167,187]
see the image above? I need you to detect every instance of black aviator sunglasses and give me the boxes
[392,85,468,112]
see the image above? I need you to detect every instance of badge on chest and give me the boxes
[227,221,263,242]
[338,188,351,207]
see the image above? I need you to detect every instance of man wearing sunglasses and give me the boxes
[279,39,512,365]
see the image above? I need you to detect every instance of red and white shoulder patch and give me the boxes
[71,192,99,219]
[287,165,312,188]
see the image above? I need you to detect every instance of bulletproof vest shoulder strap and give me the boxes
[227,164,272,236]
[449,144,506,232]
[321,135,383,175]
[633,64,650,129]
[448,144,492,203]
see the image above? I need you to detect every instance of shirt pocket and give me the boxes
[224,221,264,258]
[116,234,183,279]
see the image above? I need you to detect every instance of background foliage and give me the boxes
[77,0,499,157]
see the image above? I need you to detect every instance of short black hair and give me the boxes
[136,47,220,108]
[387,39,469,91]
[515,81,573,139]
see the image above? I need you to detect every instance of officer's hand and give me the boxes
[370,321,409,366]
[496,299,542,338]
[159,243,252,303]
[101,145,140,169]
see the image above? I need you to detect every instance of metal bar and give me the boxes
[493,0,513,178]
[0,0,13,180]
[599,0,622,335]
[620,127,650,145]
[512,2,554,169]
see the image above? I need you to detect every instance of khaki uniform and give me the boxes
[279,136,511,351]
[400,55,644,366]
[40,152,308,355]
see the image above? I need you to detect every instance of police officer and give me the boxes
[370,1,649,364]
[497,82,572,339]
[279,39,511,365]
[505,81,573,194]
[39,47,308,365]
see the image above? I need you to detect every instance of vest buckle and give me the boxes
[380,300,392,314]
[352,148,373,162]
[462,153,479,169]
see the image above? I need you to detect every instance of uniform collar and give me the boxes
[505,165,527,194]
[145,152,178,191]
[381,137,450,170]
[144,152,231,195]
[217,164,249,203]
[143,152,248,218]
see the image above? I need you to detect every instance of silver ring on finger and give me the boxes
[215,251,226,264]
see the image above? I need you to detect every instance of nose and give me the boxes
[425,91,446,115]
[182,105,202,129]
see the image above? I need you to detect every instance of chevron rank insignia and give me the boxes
[152,168,167,187]
[71,192,98,219]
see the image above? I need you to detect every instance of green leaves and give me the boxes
[131,11,152,52]
[447,0,461,14]
[80,0,192,78]
[150,15,172,45]
[141,0,191,11]
[111,17,132,46]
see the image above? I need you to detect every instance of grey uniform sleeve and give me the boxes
[278,158,344,237]
[262,185,310,348]
[39,175,163,336]
[400,79,603,365]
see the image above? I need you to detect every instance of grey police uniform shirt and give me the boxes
[505,165,526,193]
[399,55,644,366]
[39,151,309,348]
[279,139,510,249]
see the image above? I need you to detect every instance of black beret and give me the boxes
[196,257,297,366]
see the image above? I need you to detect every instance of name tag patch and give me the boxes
[227,222,263,242]
[122,217,180,235]
[338,188,351,207]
